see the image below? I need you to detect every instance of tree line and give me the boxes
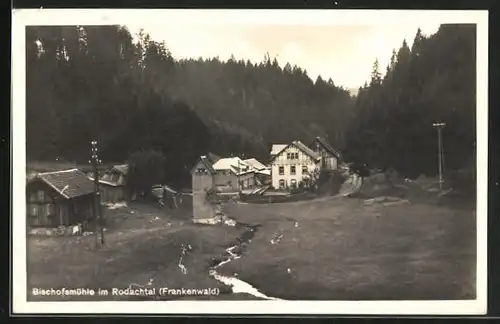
[26,24,476,188]
[345,24,476,182]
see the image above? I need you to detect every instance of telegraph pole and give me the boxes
[432,122,446,190]
[237,157,241,192]
[90,140,105,247]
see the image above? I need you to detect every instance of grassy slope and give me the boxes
[222,197,476,300]
[27,195,477,301]
[27,203,253,301]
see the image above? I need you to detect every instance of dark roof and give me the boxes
[191,155,216,174]
[207,152,221,164]
[293,141,320,160]
[269,141,321,163]
[315,137,341,158]
[32,168,95,199]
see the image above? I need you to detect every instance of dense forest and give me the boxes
[26,24,476,187]
[345,24,476,179]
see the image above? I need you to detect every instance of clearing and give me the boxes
[27,194,476,301]
[221,196,476,300]
[27,202,257,301]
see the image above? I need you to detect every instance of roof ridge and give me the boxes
[38,168,79,176]
[315,137,341,157]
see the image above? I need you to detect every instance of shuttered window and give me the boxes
[27,203,55,226]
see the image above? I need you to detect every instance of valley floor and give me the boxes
[26,195,476,301]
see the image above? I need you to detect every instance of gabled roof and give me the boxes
[269,141,321,163]
[256,169,271,176]
[30,168,95,199]
[213,157,251,175]
[191,155,216,174]
[243,158,267,171]
[87,175,122,187]
[315,137,341,158]
[270,144,287,155]
[294,141,320,160]
[111,164,129,175]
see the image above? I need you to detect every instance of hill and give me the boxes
[26,24,476,187]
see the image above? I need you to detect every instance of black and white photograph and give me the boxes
[12,9,487,315]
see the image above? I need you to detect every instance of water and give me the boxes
[208,221,282,300]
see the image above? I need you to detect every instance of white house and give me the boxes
[244,158,271,185]
[270,144,287,160]
[212,157,256,190]
[269,141,321,190]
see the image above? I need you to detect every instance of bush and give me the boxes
[350,163,370,178]
[329,171,347,194]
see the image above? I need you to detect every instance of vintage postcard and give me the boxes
[11,9,488,315]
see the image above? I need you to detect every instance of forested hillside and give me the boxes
[26,24,476,186]
[345,24,476,179]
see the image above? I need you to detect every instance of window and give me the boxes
[294,153,299,159]
[302,165,308,174]
[37,190,45,201]
[290,179,297,189]
[29,204,38,216]
[279,179,285,189]
[290,166,296,175]
[279,166,284,175]
[286,153,290,159]
[45,204,54,216]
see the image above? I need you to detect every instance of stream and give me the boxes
[206,172,362,300]
[207,221,283,300]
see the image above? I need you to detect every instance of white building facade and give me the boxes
[212,157,256,191]
[269,141,321,190]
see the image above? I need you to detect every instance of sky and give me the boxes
[125,22,441,90]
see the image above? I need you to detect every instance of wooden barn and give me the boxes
[89,164,129,204]
[313,137,342,171]
[26,169,96,228]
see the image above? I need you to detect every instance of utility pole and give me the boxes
[432,122,446,190]
[90,140,105,247]
[237,157,241,192]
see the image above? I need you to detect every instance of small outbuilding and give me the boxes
[26,169,96,228]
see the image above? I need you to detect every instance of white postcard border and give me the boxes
[11,9,488,315]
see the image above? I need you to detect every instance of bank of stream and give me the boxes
[207,220,283,300]
[205,172,362,300]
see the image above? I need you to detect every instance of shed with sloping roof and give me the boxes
[91,164,129,204]
[313,137,341,171]
[26,168,96,228]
